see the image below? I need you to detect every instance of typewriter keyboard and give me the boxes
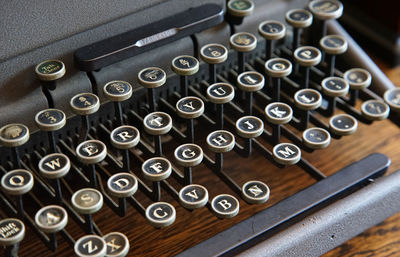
[1,0,400,256]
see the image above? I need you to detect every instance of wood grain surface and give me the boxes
[1,63,400,257]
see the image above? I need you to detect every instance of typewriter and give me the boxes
[1,0,400,256]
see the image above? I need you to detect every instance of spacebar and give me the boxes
[178,153,390,257]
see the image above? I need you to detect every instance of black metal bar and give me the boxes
[154,135,162,156]
[148,88,156,112]
[152,181,161,202]
[114,102,124,127]
[209,63,217,84]
[238,52,245,74]
[181,76,188,97]
[273,78,281,101]
[78,115,90,144]
[265,40,272,60]
[187,119,194,143]
[246,91,253,115]
[216,104,224,129]
[349,89,359,106]
[184,167,192,186]
[48,131,57,153]
[12,147,21,169]
[89,164,98,188]
[84,214,94,234]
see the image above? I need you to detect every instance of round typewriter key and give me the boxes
[285,9,313,28]
[294,46,322,67]
[343,68,372,91]
[258,20,286,41]
[103,80,133,102]
[138,67,166,88]
[72,188,103,215]
[294,89,322,110]
[265,102,293,125]
[35,205,68,234]
[35,109,66,131]
[207,130,235,153]
[1,169,33,196]
[329,114,358,136]
[237,71,265,92]
[174,144,203,167]
[0,123,29,147]
[265,58,292,78]
[179,184,209,209]
[0,218,25,246]
[207,83,235,104]
[321,77,349,97]
[75,234,107,257]
[176,96,204,119]
[211,194,239,219]
[361,100,390,121]
[143,112,172,135]
[200,43,228,65]
[145,202,176,228]
[302,127,331,149]
[110,125,140,150]
[70,92,100,116]
[236,116,264,138]
[35,59,66,82]
[230,32,257,52]
[241,180,270,204]
[227,0,254,17]
[320,34,348,55]
[308,0,343,20]
[103,232,130,257]
[171,55,199,76]
[107,173,138,198]
[76,140,107,164]
[272,143,301,165]
[142,157,172,181]
[39,153,70,179]
[384,88,400,112]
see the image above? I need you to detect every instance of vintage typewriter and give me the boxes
[1,0,400,256]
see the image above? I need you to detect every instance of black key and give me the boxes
[241,180,270,204]
[264,58,292,101]
[103,80,133,126]
[107,173,138,217]
[384,88,400,113]
[321,76,349,116]
[200,43,228,84]
[207,83,235,129]
[207,130,235,173]
[145,202,176,228]
[138,67,166,112]
[74,234,107,257]
[320,35,348,76]
[285,9,313,51]
[103,232,130,257]
[272,143,301,165]
[235,116,264,157]
[302,127,331,149]
[174,143,203,185]
[71,188,103,234]
[258,20,286,60]
[343,68,372,106]
[76,140,107,187]
[294,46,321,89]
[143,112,172,156]
[110,125,140,171]
[35,59,66,101]
[308,0,343,41]
[265,102,293,145]
[0,218,25,256]
[179,184,209,210]
[0,123,29,169]
[176,96,204,142]
[230,32,257,74]
[361,100,390,121]
[211,194,240,219]
[329,114,358,136]
[237,71,265,115]
[294,89,322,130]
[74,4,224,71]
[35,108,66,152]
[171,55,199,97]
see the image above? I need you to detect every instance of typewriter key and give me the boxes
[103,80,132,102]
[70,92,100,116]
[308,0,343,21]
[107,173,138,198]
[176,96,205,119]
[35,108,66,132]
[75,234,107,257]
[138,67,166,111]
[143,112,172,136]
[294,46,321,89]
[35,59,66,82]
[344,68,372,106]
[39,153,70,179]
[142,157,172,181]
[329,114,358,136]
[179,184,209,209]
[35,205,68,234]
[265,58,292,101]
[227,0,254,17]
[103,232,130,257]
[176,96,204,142]
[174,144,203,167]
[230,32,257,73]
[72,188,103,215]
[207,130,235,153]
[236,116,264,139]
[320,34,347,76]
[321,77,349,97]
[294,89,322,110]
[207,83,235,129]
[273,143,301,165]
[200,43,228,84]
[0,218,25,246]
[265,102,293,125]
[145,202,176,228]
[0,123,29,148]
[241,180,270,204]
[76,140,107,165]
[211,194,240,219]
[172,55,199,97]
[384,88,400,112]
[302,127,331,149]
[258,20,286,60]
[1,169,34,196]
[237,71,264,115]
[110,125,140,150]
[361,100,390,121]
[285,9,312,51]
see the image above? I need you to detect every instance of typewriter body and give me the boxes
[1,0,400,256]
